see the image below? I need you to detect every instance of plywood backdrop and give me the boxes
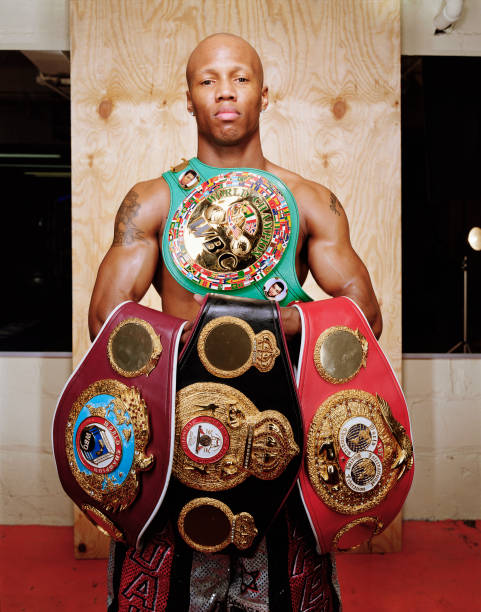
[71,0,401,558]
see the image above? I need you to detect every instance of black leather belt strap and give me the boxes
[167,294,303,555]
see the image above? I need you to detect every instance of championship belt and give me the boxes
[295,298,414,553]
[162,157,312,306]
[167,294,303,554]
[52,302,186,549]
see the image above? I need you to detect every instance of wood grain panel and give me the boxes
[71,0,401,558]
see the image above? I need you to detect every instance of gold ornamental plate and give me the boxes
[177,497,257,553]
[65,379,154,512]
[167,172,292,290]
[197,316,280,378]
[173,382,299,491]
[313,326,368,384]
[107,317,162,378]
[306,389,413,515]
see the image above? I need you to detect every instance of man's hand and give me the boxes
[179,294,301,345]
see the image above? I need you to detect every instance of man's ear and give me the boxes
[261,85,269,112]
[186,90,194,115]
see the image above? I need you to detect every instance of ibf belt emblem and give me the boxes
[306,389,413,515]
[168,172,291,291]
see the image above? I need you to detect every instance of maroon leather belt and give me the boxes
[52,302,185,549]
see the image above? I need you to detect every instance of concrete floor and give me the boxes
[0,521,479,611]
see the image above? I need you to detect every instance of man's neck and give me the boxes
[196,133,267,170]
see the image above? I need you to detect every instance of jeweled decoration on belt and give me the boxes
[173,382,299,491]
[168,172,291,290]
[306,389,413,514]
[65,379,154,511]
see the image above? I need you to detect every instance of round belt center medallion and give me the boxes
[75,416,122,474]
[339,416,378,456]
[344,451,382,493]
[168,172,292,290]
[181,416,230,464]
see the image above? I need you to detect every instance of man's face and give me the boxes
[267,283,283,298]
[186,36,268,147]
[180,170,196,186]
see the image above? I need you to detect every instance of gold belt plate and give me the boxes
[197,316,280,378]
[173,382,299,491]
[306,389,413,514]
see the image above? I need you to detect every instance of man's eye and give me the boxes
[201,79,214,85]
[237,77,248,83]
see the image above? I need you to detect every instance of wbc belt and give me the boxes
[52,302,185,549]
[295,298,414,553]
[167,294,303,554]
[162,157,312,306]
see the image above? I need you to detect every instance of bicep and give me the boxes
[305,190,382,337]
[88,181,167,339]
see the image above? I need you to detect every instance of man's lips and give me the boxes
[215,109,240,120]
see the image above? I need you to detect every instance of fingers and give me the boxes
[280,306,301,338]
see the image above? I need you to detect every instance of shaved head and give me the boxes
[186,33,264,89]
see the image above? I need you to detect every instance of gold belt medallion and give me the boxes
[107,317,162,378]
[197,316,280,378]
[177,497,258,553]
[168,172,292,290]
[306,389,413,515]
[313,326,368,384]
[65,379,154,512]
[173,382,299,491]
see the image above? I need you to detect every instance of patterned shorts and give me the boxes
[107,494,341,611]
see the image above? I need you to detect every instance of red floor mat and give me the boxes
[0,521,479,611]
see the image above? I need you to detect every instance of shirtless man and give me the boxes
[89,32,381,612]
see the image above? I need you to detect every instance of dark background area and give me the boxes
[0,51,71,351]
[0,52,479,353]
[401,56,481,353]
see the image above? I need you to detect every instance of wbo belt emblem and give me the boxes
[65,379,154,512]
[168,171,292,291]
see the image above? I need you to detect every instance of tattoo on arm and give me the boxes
[112,190,147,246]
[329,192,342,216]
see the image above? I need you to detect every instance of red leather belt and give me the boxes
[52,302,185,549]
[295,297,414,552]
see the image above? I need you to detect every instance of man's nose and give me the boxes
[215,79,236,101]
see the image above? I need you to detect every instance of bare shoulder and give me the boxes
[112,176,170,246]
[265,160,346,235]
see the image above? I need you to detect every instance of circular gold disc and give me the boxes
[178,497,233,552]
[198,317,255,378]
[108,317,162,377]
[314,326,367,384]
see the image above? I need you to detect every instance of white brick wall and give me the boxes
[0,355,479,525]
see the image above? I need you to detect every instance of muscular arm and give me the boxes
[297,182,382,338]
[88,179,168,340]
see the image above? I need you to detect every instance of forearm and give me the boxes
[88,245,159,341]
[339,280,383,339]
